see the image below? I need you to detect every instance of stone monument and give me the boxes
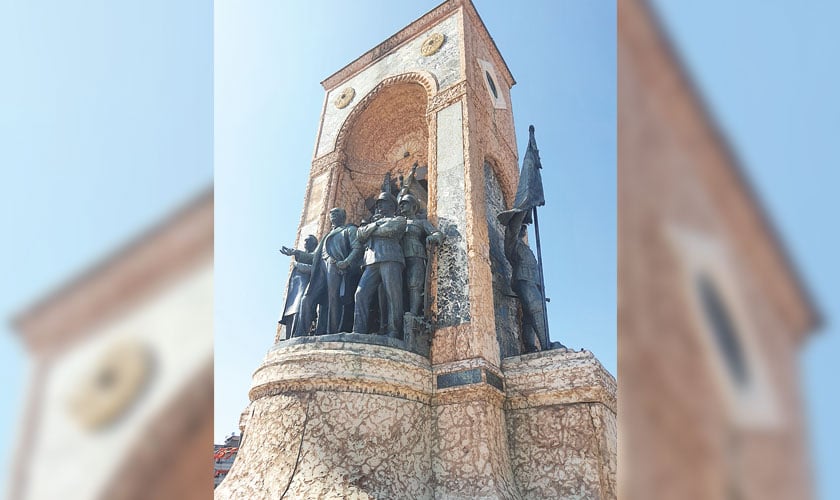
[216,1,615,498]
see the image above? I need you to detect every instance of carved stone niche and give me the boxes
[336,81,431,224]
[280,80,436,355]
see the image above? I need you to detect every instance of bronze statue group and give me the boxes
[280,167,444,344]
[280,127,558,355]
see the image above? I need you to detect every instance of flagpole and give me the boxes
[532,206,550,349]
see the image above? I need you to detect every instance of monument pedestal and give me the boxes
[217,341,434,500]
[216,341,615,499]
[503,350,617,500]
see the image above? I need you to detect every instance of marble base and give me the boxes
[503,349,617,500]
[217,342,434,500]
[216,342,616,500]
[276,327,432,357]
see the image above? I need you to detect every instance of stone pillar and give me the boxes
[427,98,520,499]
[296,150,346,246]
[503,350,617,499]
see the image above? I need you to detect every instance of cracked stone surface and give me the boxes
[504,350,617,499]
[217,344,616,500]
[434,101,471,328]
[218,343,434,499]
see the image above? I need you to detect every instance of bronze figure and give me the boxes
[279,234,318,339]
[503,209,549,352]
[289,207,361,337]
[397,193,443,317]
[352,192,407,338]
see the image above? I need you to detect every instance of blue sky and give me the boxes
[214,0,616,445]
[652,1,840,498]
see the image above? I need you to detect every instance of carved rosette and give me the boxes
[334,86,355,109]
[420,32,445,56]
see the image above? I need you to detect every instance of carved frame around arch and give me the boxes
[333,71,439,155]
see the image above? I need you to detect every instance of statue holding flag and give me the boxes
[503,210,548,352]
[498,125,563,352]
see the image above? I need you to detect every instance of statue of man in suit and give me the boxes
[283,207,361,337]
[352,192,407,338]
[278,234,318,339]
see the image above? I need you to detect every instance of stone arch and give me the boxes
[332,72,436,224]
[334,71,438,154]
[483,153,518,209]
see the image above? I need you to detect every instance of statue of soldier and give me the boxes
[503,209,549,352]
[279,234,318,339]
[398,162,428,213]
[352,192,407,338]
[397,193,444,317]
[287,207,361,337]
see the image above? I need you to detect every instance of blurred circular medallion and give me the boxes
[67,339,153,430]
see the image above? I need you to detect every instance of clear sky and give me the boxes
[652,1,840,498]
[214,0,616,444]
[0,0,212,492]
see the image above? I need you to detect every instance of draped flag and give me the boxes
[498,125,545,226]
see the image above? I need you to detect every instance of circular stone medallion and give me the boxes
[334,87,355,109]
[67,339,153,430]
[420,33,445,56]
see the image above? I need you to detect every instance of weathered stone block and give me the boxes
[217,343,434,500]
[218,343,616,500]
[503,349,617,499]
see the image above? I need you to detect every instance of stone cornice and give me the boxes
[502,349,618,414]
[310,150,345,175]
[321,1,458,92]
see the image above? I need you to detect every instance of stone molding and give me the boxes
[426,80,468,115]
[249,342,434,405]
[309,149,345,176]
[320,2,458,91]
[432,381,506,408]
[432,354,501,377]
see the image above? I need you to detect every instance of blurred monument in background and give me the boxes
[217,1,615,498]
[619,1,820,499]
[8,191,214,500]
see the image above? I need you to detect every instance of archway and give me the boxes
[334,80,430,223]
